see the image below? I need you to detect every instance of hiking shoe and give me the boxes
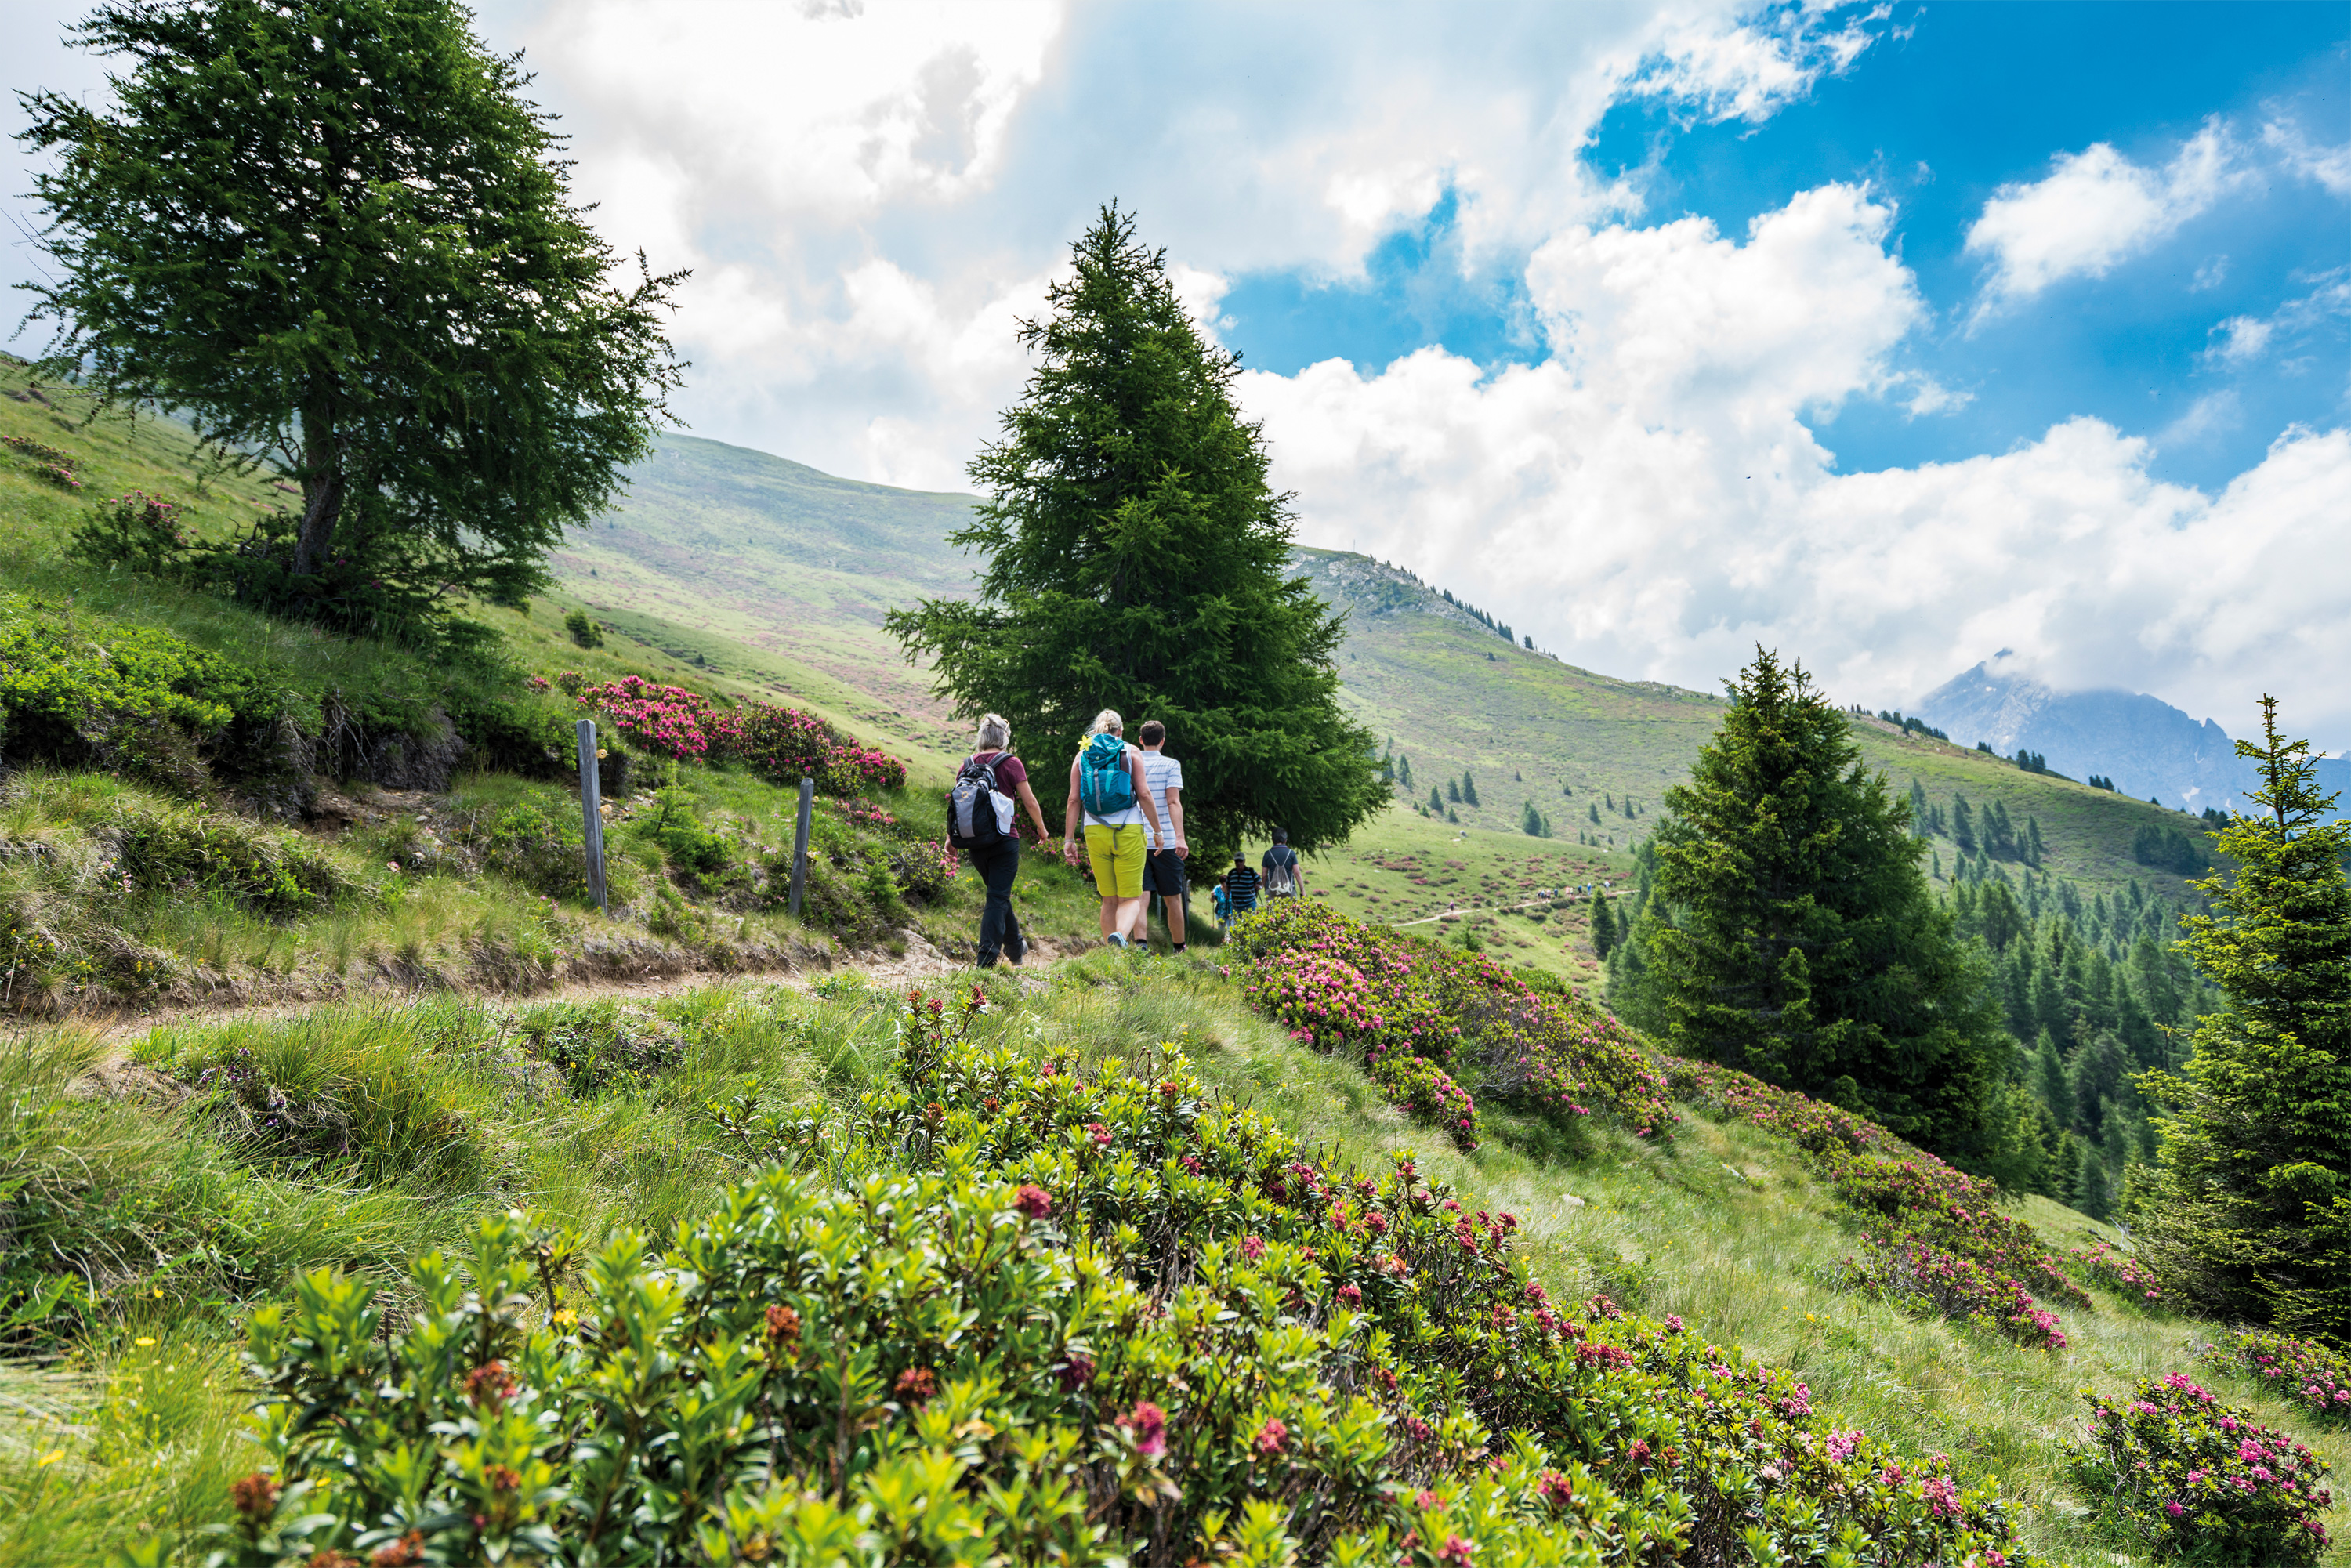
[1107,933,1128,951]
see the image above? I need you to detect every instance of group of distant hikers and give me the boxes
[944,710,1305,967]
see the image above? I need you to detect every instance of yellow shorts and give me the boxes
[1084,824,1147,898]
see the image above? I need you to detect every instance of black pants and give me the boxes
[970,839,1024,966]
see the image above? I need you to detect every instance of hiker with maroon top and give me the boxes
[952,713,1053,967]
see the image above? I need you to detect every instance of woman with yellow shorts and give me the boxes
[1062,708,1167,951]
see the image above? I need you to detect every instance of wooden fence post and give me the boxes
[788,774,814,918]
[576,719,607,912]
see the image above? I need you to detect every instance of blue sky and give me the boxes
[1219,2,2349,492]
[3,0,2347,737]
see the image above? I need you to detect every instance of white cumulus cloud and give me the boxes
[1965,120,2238,306]
[1242,179,2351,737]
[1621,3,1891,124]
[2262,118,2351,197]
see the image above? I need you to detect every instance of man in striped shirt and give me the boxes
[1223,854,1261,918]
[1136,719,1189,953]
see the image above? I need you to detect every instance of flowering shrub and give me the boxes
[4,433,81,491]
[2072,1240,2164,1309]
[2204,1328,2351,1426]
[574,675,742,762]
[1370,1050,1480,1150]
[574,678,908,794]
[1228,900,1676,1147]
[2069,1374,2333,1563]
[1244,951,1385,1050]
[1824,1156,2088,1309]
[886,836,959,903]
[1662,1056,1898,1160]
[1668,1052,2086,1345]
[1839,1238,2067,1349]
[194,988,2037,1567]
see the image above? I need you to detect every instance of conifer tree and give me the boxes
[2132,698,2351,1339]
[1430,786,1444,814]
[1589,892,1615,959]
[1447,779,1462,804]
[2074,1146,2115,1221]
[1462,772,1481,808]
[889,205,1382,860]
[1643,649,2016,1169]
[18,0,683,628]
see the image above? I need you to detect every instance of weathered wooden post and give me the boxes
[576,719,607,912]
[788,775,815,918]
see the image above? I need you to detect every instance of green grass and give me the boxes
[3,961,2344,1563]
[530,438,2230,976]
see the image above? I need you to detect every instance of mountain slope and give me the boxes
[562,439,2244,979]
[549,433,980,761]
[1912,660,2350,813]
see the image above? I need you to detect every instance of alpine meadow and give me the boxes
[2,4,2347,1568]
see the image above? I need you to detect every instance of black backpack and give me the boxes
[946,755,1009,849]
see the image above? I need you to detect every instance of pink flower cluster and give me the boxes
[2071,1240,2163,1306]
[2204,1327,2351,1427]
[1244,951,1386,1048]
[577,675,741,761]
[572,677,908,792]
[2071,1374,2334,1560]
[1671,1052,2089,1344]
[1840,1237,2067,1350]
[1226,900,1679,1149]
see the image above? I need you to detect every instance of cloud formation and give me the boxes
[1244,181,2351,737]
[1964,121,2237,306]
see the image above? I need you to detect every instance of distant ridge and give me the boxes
[1911,661,2351,812]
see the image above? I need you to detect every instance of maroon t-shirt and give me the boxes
[968,750,1033,841]
[969,749,1027,792]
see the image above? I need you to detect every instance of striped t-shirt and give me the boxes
[1225,864,1261,912]
[1139,750,1183,849]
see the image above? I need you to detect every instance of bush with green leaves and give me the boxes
[113,808,355,918]
[1224,900,1675,1150]
[1667,1053,2089,1345]
[2071,1240,2164,1310]
[2202,1327,2351,1426]
[455,799,639,907]
[2067,1373,2333,1563]
[0,610,303,789]
[516,1002,688,1096]
[191,987,2035,1567]
[2,780,368,1008]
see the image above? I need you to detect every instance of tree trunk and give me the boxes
[292,400,343,578]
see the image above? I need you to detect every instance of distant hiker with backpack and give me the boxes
[1262,829,1306,900]
[947,713,1053,968]
[1136,719,1190,953]
[1062,709,1166,950]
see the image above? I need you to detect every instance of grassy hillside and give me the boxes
[4,362,2343,1567]
[547,433,983,768]
[5,957,2343,1566]
[547,439,2229,985]
[0,357,1122,1010]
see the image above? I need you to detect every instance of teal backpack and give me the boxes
[1078,733,1137,817]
